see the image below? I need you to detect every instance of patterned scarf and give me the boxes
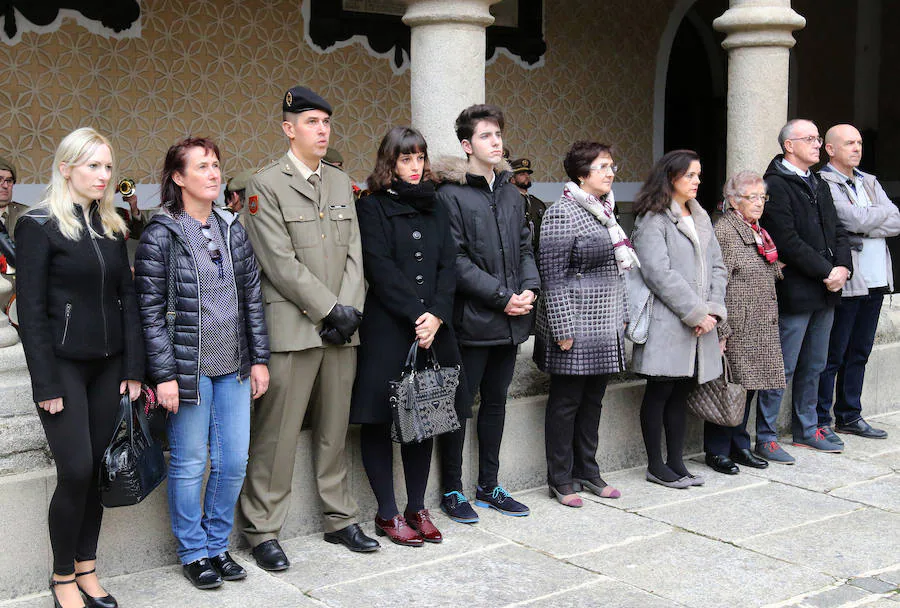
[734,209,778,264]
[563,181,640,273]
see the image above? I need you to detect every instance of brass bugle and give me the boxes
[117,178,136,197]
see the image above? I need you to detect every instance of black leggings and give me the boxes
[359,423,433,520]
[37,356,122,576]
[640,377,694,482]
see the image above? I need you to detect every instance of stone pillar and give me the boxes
[713,1,806,177]
[402,0,500,160]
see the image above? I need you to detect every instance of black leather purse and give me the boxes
[389,340,461,444]
[98,392,167,508]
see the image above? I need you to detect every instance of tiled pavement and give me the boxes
[4,412,900,608]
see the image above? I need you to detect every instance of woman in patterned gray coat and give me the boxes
[534,141,638,507]
[704,171,785,475]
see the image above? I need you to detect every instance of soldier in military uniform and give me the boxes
[239,86,378,570]
[510,157,548,264]
[0,158,26,240]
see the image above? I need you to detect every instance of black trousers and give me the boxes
[439,344,518,492]
[359,423,433,520]
[37,356,122,576]
[545,374,608,487]
[703,390,754,456]
[640,376,694,480]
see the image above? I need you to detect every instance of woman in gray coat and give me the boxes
[534,142,638,507]
[631,150,727,489]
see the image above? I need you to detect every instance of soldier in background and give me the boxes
[510,157,548,264]
[224,169,255,215]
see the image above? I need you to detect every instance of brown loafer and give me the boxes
[374,515,424,547]
[404,508,443,543]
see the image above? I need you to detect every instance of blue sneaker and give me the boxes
[474,485,530,517]
[440,491,479,524]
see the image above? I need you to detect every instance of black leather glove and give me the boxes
[318,325,347,346]
[323,304,363,340]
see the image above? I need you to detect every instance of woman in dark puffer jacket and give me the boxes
[134,137,269,590]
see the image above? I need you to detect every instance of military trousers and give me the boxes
[239,346,359,545]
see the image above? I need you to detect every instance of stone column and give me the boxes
[713,1,806,177]
[402,0,500,160]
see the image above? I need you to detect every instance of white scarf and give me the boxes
[563,181,640,273]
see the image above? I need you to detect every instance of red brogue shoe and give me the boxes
[374,514,424,547]
[404,508,443,543]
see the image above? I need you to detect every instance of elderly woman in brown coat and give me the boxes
[705,171,786,475]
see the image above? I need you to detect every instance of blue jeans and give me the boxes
[817,292,883,426]
[757,307,834,443]
[167,373,251,564]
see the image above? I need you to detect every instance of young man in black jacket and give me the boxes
[434,104,541,523]
[757,119,852,463]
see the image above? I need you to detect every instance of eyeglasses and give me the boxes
[589,163,618,175]
[737,193,769,202]
[787,135,823,145]
[200,222,224,277]
[0,178,13,187]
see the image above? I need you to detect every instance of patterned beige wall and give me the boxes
[0,0,674,187]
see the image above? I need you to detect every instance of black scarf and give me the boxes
[390,179,435,213]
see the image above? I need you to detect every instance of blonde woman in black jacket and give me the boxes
[17,127,144,608]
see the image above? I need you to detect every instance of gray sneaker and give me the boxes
[792,429,843,453]
[755,440,796,464]
[818,426,844,447]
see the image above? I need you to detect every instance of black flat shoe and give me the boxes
[836,418,888,439]
[75,569,117,608]
[251,539,290,572]
[209,551,247,581]
[50,577,85,608]
[323,523,380,552]
[731,448,769,469]
[182,558,223,590]
[705,453,739,475]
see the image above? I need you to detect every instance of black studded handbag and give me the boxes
[390,340,461,444]
[98,391,168,508]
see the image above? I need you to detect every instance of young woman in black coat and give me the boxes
[350,126,466,547]
[17,128,144,608]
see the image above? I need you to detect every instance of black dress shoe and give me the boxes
[730,448,769,469]
[182,558,223,590]
[836,418,888,439]
[209,551,247,581]
[323,523,380,552]
[251,539,290,572]
[705,453,739,475]
[75,568,118,608]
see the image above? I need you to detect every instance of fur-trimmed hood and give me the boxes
[431,156,513,186]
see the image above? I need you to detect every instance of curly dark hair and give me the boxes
[563,141,613,183]
[366,126,433,192]
[160,137,221,213]
[633,149,700,216]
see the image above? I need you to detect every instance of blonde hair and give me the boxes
[39,127,126,240]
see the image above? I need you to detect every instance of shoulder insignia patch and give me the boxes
[248,195,259,215]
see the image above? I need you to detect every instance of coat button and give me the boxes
[299,215,304,220]
[414,251,424,261]
[420,298,425,304]
[575,273,583,279]
[322,234,326,239]
[319,212,324,218]
[338,214,344,219]
[415,274,424,284]
[412,230,422,240]
[302,309,308,315]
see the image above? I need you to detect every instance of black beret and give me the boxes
[282,86,332,115]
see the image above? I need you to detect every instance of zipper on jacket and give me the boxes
[179,223,204,403]
[86,208,110,356]
[488,189,515,344]
[223,217,244,378]
[61,303,72,345]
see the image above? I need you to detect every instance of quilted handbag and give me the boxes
[390,340,461,444]
[98,392,168,508]
[686,356,746,427]
[624,266,653,344]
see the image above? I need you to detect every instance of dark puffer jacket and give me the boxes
[433,157,541,347]
[761,155,852,314]
[134,206,269,405]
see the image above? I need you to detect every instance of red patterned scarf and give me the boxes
[734,209,778,264]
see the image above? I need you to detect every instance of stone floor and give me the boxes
[4,411,900,608]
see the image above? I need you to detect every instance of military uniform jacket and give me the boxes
[2,201,27,240]
[244,154,365,352]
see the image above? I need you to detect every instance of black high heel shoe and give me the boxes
[75,569,118,608]
[49,577,85,608]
